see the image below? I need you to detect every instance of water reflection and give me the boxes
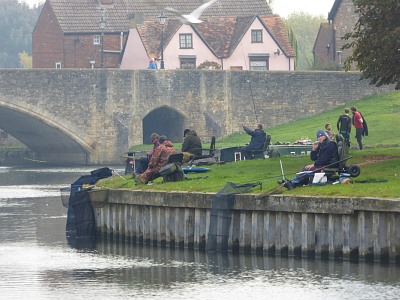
[1,166,400,299]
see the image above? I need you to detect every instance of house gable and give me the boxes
[226,17,294,70]
[164,25,217,69]
[32,0,63,68]
[314,0,358,70]
[123,14,295,71]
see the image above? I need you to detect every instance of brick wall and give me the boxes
[32,1,127,69]
[333,0,359,64]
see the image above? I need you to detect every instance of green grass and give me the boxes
[131,91,399,150]
[99,148,400,198]
[107,91,400,198]
[218,91,400,148]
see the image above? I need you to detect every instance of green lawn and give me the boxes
[108,91,400,198]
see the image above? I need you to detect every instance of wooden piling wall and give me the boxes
[89,189,400,263]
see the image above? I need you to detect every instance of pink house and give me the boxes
[120,15,295,70]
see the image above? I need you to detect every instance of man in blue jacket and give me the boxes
[240,123,266,159]
[281,129,339,189]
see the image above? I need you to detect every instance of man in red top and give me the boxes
[350,107,363,150]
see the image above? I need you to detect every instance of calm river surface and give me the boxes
[1,165,400,300]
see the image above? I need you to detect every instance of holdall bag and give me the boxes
[159,163,177,176]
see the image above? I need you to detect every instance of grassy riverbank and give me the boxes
[101,91,400,198]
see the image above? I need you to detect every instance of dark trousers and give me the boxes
[240,146,252,160]
[355,128,363,150]
[135,156,149,174]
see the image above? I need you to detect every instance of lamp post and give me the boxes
[98,14,106,68]
[157,12,167,69]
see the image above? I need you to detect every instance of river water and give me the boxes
[1,165,400,300]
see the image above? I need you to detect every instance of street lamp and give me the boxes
[157,12,167,69]
[98,14,107,68]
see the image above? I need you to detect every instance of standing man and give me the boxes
[324,123,335,140]
[337,108,352,140]
[350,107,363,150]
[240,123,266,159]
[147,58,157,69]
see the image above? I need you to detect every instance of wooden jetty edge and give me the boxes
[89,189,400,263]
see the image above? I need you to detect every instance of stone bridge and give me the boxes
[0,69,391,164]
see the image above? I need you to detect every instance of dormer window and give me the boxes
[251,30,263,43]
[179,34,193,49]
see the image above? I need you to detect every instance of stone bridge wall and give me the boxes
[0,69,392,164]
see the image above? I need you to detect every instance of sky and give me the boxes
[21,0,335,17]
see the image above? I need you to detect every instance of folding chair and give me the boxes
[189,136,217,166]
[249,134,271,159]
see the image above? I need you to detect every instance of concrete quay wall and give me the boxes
[90,189,400,263]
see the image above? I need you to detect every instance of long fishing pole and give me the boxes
[280,160,286,181]
[247,79,259,123]
[240,42,259,123]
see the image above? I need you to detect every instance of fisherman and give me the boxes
[239,122,266,160]
[134,133,159,175]
[133,135,176,184]
[182,128,202,156]
[280,129,339,189]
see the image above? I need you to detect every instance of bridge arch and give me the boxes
[0,101,94,164]
[142,105,188,143]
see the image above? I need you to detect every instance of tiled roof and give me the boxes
[260,15,296,57]
[328,0,342,21]
[47,0,273,33]
[137,19,182,59]
[194,16,255,57]
[138,15,295,59]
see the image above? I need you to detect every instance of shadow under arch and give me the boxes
[142,105,187,143]
[0,101,94,164]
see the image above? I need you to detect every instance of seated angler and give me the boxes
[280,129,339,189]
[133,135,176,184]
[181,128,202,162]
[240,122,267,160]
[134,133,159,175]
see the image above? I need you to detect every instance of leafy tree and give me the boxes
[284,12,325,70]
[0,0,41,68]
[197,60,221,70]
[343,0,400,89]
[19,51,32,68]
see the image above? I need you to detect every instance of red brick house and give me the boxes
[32,0,275,69]
[313,0,358,70]
[120,15,295,70]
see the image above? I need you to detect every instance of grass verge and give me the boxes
[98,148,400,198]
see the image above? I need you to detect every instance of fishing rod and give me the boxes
[280,160,286,181]
[303,156,352,174]
[240,42,259,123]
[247,79,259,123]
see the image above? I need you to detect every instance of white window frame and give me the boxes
[55,62,62,69]
[179,34,193,49]
[93,35,101,45]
